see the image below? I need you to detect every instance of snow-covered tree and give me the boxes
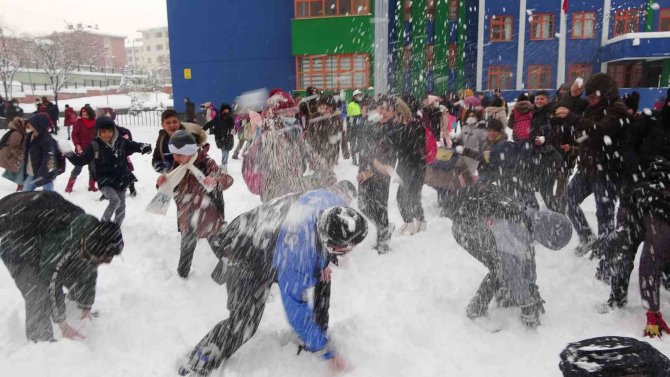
[0,24,26,100]
[30,27,103,104]
[144,68,163,104]
[117,66,138,94]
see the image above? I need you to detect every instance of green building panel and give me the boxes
[434,0,453,95]
[411,0,427,98]
[291,15,374,56]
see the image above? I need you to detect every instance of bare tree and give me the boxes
[30,27,104,104]
[0,23,26,100]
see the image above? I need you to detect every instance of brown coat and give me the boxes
[0,119,26,174]
[173,145,234,238]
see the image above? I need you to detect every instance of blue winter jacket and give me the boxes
[273,190,346,359]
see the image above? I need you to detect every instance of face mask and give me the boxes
[466,117,477,125]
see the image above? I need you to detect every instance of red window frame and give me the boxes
[295,54,370,90]
[568,63,593,82]
[571,12,596,39]
[449,0,459,20]
[447,44,458,69]
[294,0,370,19]
[425,45,435,70]
[490,15,514,42]
[660,9,670,31]
[487,66,512,90]
[527,65,552,89]
[530,13,554,40]
[403,0,412,21]
[612,9,640,37]
[607,62,643,88]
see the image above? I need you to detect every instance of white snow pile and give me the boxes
[1,126,669,377]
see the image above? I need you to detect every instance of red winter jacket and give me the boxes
[64,108,78,127]
[72,117,97,151]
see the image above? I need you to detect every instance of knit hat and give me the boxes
[95,116,116,130]
[267,89,297,115]
[169,130,198,156]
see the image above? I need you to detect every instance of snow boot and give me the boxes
[644,311,670,338]
[129,183,137,197]
[467,272,501,319]
[178,343,223,376]
[87,179,98,192]
[374,223,395,254]
[575,235,596,257]
[65,178,76,193]
[520,304,541,329]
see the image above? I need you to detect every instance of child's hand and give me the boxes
[156,174,167,187]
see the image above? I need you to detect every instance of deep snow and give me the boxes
[0,125,669,377]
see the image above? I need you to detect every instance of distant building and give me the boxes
[125,26,171,82]
[86,30,128,69]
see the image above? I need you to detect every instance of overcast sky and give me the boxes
[0,0,168,40]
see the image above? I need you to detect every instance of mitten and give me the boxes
[644,311,670,338]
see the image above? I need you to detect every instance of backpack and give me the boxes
[559,336,670,377]
[512,109,533,141]
[424,126,437,165]
[242,128,263,195]
[50,137,66,175]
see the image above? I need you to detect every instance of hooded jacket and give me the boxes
[203,104,235,150]
[22,114,59,186]
[485,106,509,129]
[623,91,670,174]
[67,119,148,190]
[562,73,629,176]
[509,101,534,141]
[0,118,26,173]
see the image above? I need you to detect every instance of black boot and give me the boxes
[129,183,137,197]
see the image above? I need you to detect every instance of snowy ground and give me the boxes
[18,92,174,114]
[0,126,669,377]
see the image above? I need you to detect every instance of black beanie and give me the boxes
[95,116,116,131]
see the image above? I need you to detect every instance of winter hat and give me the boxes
[352,89,363,97]
[169,130,198,156]
[463,88,474,98]
[26,113,50,134]
[318,206,368,250]
[530,210,573,251]
[86,221,124,258]
[267,89,297,115]
[585,73,619,102]
[336,180,358,200]
[95,116,116,131]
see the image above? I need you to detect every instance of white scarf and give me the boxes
[146,154,213,215]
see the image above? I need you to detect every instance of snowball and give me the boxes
[526,9,533,15]
[595,90,601,97]
[643,108,653,116]
[574,77,584,87]
[652,3,661,10]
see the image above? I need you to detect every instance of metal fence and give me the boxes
[115,109,164,127]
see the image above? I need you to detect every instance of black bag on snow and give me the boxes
[559,336,670,377]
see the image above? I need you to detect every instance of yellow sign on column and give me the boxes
[184,68,192,80]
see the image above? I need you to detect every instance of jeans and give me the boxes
[23,176,54,192]
[99,186,126,225]
[566,171,617,243]
[220,148,230,168]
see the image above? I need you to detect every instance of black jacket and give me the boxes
[68,127,148,190]
[386,119,426,174]
[358,120,397,175]
[624,111,670,174]
[203,114,235,150]
[45,102,59,124]
[23,130,58,186]
[185,100,196,122]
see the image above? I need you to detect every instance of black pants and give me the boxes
[178,232,224,279]
[397,164,425,223]
[566,171,618,243]
[186,264,331,373]
[3,262,54,341]
[358,175,391,242]
[640,215,670,312]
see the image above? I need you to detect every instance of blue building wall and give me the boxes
[166,0,295,113]
[481,0,520,91]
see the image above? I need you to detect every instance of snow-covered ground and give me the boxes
[0,126,668,377]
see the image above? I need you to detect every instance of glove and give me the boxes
[644,311,670,338]
[535,136,546,145]
[455,146,464,154]
[140,144,152,154]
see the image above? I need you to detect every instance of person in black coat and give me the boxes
[22,113,59,191]
[42,97,59,135]
[184,97,197,123]
[0,191,123,341]
[66,117,151,225]
[203,103,235,172]
[5,99,24,120]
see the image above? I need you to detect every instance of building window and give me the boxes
[608,62,643,88]
[146,46,151,51]
[527,65,552,89]
[155,32,162,38]
[296,54,369,90]
[530,14,554,40]
[490,16,513,42]
[402,45,412,70]
[403,0,412,21]
[449,0,458,20]
[447,44,458,69]
[425,45,434,70]
[294,0,369,18]
[572,12,596,39]
[487,66,511,90]
[613,9,640,37]
[156,44,163,51]
[660,9,670,31]
[568,64,592,82]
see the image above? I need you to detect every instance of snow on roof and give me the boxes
[86,29,128,39]
[606,31,670,45]
[137,26,168,33]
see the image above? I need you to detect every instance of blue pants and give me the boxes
[23,176,54,192]
[220,148,230,168]
[565,171,617,243]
